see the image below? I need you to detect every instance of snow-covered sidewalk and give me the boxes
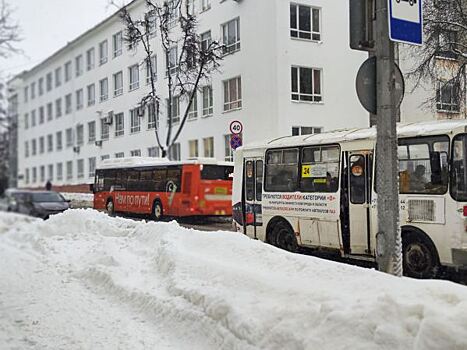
[0,209,467,349]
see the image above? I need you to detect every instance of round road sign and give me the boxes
[229,120,243,135]
[230,134,242,150]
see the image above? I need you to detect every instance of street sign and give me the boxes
[230,134,242,150]
[356,56,405,114]
[229,120,243,135]
[388,0,423,45]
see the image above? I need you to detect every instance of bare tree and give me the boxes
[114,0,223,158]
[0,0,21,59]
[406,0,466,112]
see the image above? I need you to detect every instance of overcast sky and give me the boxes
[2,0,129,79]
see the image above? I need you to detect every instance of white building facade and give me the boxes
[12,0,368,191]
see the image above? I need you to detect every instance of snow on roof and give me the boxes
[97,157,233,170]
[242,119,467,150]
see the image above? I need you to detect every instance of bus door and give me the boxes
[243,158,263,239]
[348,151,373,255]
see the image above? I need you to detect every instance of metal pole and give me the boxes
[375,0,402,276]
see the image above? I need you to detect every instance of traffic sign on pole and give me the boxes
[230,134,242,150]
[229,120,243,135]
[388,0,423,45]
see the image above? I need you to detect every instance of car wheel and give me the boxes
[152,201,163,221]
[106,199,115,217]
[273,222,298,253]
[403,231,439,279]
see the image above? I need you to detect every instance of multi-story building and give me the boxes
[10,0,368,191]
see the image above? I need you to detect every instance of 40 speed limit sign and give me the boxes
[229,120,243,135]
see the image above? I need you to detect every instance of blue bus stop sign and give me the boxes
[230,134,242,150]
[388,0,423,45]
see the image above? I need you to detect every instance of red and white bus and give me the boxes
[92,157,233,220]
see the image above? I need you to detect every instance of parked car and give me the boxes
[0,190,70,219]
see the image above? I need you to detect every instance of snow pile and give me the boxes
[61,192,94,208]
[1,210,467,349]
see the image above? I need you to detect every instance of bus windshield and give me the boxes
[201,165,234,181]
[451,134,467,201]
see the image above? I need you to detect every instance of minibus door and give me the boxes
[244,158,263,239]
[348,152,373,255]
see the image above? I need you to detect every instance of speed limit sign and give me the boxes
[229,120,243,135]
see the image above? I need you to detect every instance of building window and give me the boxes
[291,126,322,136]
[99,40,108,65]
[48,164,54,182]
[201,31,212,52]
[65,94,72,114]
[203,137,214,157]
[113,31,123,58]
[86,47,95,70]
[115,152,125,158]
[202,85,213,116]
[436,30,458,59]
[115,112,124,137]
[130,149,141,157]
[76,124,84,146]
[64,61,72,82]
[189,139,199,157]
[101,119,110,140]
[100,78,108,102]
[56,163,63,181]
[31,110,36,127]
[65,128,73,148]
[66,161,73,180]
[25,169,30,184]
[87,84,95,106]
[291,66,322,102]
[223,77,242,111]
[88,121,96,143]
[38,77,44,96]
[46,72,53,92]
[88,157,96,178]
[39,106,45,124]
[147,102,158,129]
[166,47,178,76]
[25,141,29,158]
[76,89,84,110]
[436,79,460,112]
[47,134,53,152]
[32,167,37,183]
[146,55,157,85]
[56,131,62,151]
[130,108,141,133]
[129,64,140,91]
[148,146,159,157]
[167,0,179,28]
[39,136,44,154]
[30,82,36,99]
[24,113,29,129]
[113,71,123,96]
[201,0,210,11]
[31,139,37,156]
[167,96,180,124]
[290,4,321,41]
[40,166,45,183]
[24,86,28,103]
[188,92,198,119]
[222,18,240,54]
[101,154,110,161]
[75,54,83,77]
[47,103,53,121]
[77,159,84,179]
[55,98,62,118]
[168,143,181,160]
[55,67,62,87]
[147,13,157,36]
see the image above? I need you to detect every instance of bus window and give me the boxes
[201,165,234,180]
[398,136,449,194]
[95,170,104,191]
[166,167,181,192]
[256,160,263,201]
[245,160,254,201]
[140,170,154,192]
[265,149,299,192]
[153,168,167,191]
[127,170,140,191]
[350,155,366,204]
[300,145,339,193]
[103,169,116,191]
[451,134,467,201]
[115,170,128,190]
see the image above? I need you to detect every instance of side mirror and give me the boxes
[430,151,442,185]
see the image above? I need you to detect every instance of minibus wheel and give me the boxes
[152,200,163,221]
[402,230,439,279]
[274,222,298,253]
[106,199,115,216]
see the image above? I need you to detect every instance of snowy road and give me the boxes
[1,209,467,349]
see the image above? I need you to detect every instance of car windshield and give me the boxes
[31,192,65,203]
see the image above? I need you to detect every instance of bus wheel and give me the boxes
[106,199,115,217]
[152,201,163,221]
[274,222,298,253]
[402,231,439,279]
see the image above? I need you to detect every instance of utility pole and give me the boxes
[374,0,402,276]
